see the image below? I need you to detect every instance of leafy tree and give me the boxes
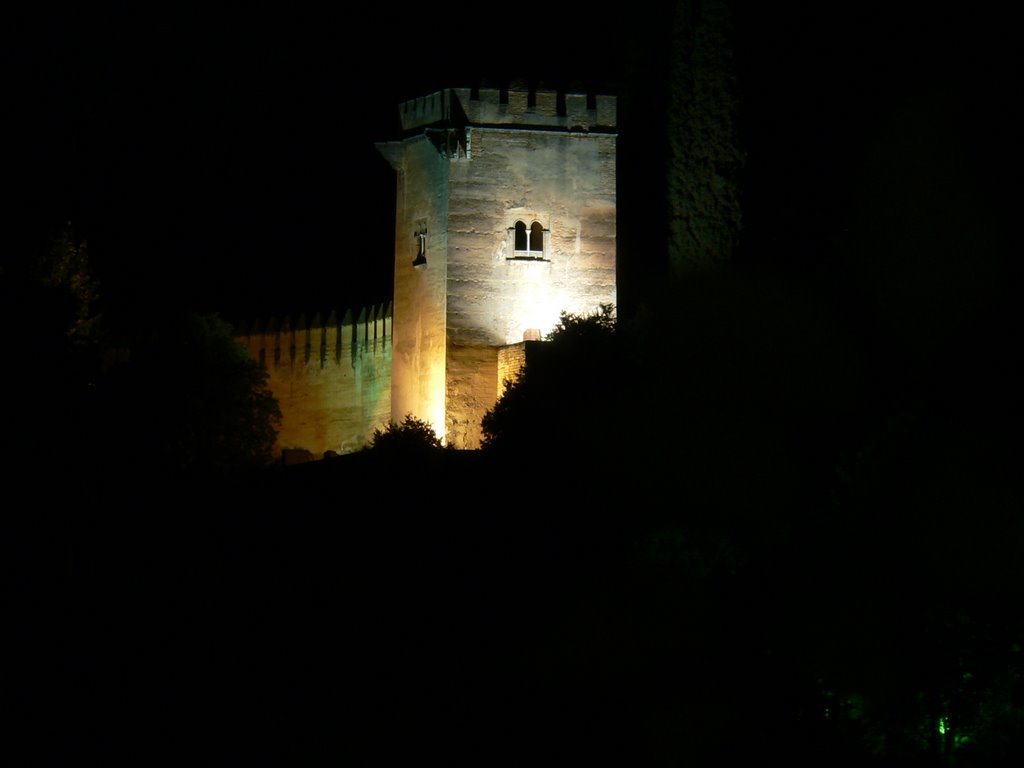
[38,221,104,347]
[99,312,281,477]
[3,222,108,468]
[544,301,617,342]
[366,414,445,453]
[480,304,621,463]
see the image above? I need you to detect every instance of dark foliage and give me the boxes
[3,225,100,443]
[366,413,445,453]
[37,221,105,348]
[475,252,1024,764]
[94,312,281,477]
[480,303,621,461]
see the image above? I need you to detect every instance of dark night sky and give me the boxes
[6,3,1017,328]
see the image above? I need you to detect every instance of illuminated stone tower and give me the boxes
[376,85,617,449]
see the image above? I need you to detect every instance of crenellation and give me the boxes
[595,94,617,127]
[286,316,299,365]
[311,312,324,365]
[565,93,589,129]
[471,87,503,125]
[340,307,354,354]
[507,89,528,116]
[534,89,558,117]
[398,86,616,135]
[477,86,501,107]
[237,304,394,370]
[371,304,381,343]
[325,311,339,364]
[356,306,368,349]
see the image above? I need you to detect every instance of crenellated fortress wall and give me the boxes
[235,304,392,461]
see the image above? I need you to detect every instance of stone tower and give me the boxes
[376,86,617,449]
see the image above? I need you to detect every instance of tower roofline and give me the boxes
[396,87,617,135]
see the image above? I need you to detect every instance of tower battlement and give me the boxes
[398,87,616,133]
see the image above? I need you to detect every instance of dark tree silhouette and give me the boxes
[38,222,104,348]
[97,312,281,477]
[480,304,621,463]
[4,222,108,468]
[366,413,445,453]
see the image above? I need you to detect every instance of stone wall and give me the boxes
[446,127,617,347]
[445,343,499,449]
[378,134,450,440]
[237,305,392,460]
[496,342,528,397]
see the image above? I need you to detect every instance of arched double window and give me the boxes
[513,220,545,255]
